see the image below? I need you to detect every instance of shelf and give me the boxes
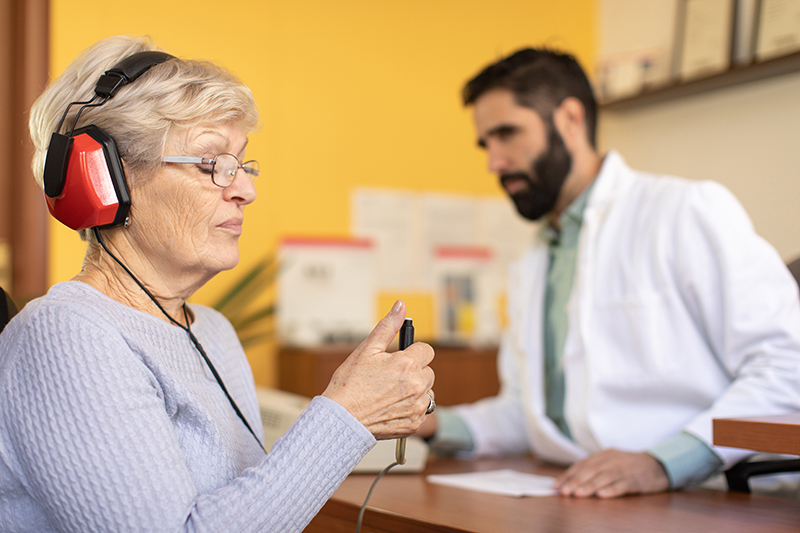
[600,50,800,111]
[277,344,500,406]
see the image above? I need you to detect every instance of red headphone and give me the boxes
[42,51,174,230]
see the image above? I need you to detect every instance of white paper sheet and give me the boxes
[679,0,734,80]
[756,0,800,60]
[430,246,499,344]
[474,198,536,290]
[277,238,376,346]
[350,188,535,345]
[351,189,420,289]
[420,194,478,289]
[598,0,680,97]
[426,469,557,497]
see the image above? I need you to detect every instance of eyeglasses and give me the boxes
[162,153,260,188]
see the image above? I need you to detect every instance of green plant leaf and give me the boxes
[213,254,278,347]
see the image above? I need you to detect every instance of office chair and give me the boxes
[724,256,800,493]
[726,458,800,493]
[1,286,18,334]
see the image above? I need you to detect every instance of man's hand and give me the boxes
[553,449,669,498]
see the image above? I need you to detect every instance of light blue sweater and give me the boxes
[0,281,375,532]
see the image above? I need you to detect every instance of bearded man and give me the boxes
[417,48,800,498]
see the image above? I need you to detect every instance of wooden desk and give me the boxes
[278,344,500,406]
[714,414,800,455]
[306,456,799,533]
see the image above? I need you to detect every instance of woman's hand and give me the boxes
[322,300,434,440]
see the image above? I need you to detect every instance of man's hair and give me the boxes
[462,48,597,147]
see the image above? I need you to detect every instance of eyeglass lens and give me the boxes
[212,154,260,187]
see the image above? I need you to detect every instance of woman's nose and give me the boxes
[224,168,257,205]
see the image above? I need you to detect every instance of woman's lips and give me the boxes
[217,218,243,234]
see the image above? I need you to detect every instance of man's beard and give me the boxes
[500,125,572,222]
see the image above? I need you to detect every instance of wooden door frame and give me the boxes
[0,0,49,301]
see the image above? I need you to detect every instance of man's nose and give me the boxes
[487,144,512,174]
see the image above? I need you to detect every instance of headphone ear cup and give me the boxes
[42,51,173,231]
[43,125,130,230]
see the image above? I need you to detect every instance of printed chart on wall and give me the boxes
[352,188,536,345]
[277,237,376,347]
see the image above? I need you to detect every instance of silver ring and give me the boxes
[425,392,436,415]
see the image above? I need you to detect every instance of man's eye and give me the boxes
[496,127,516,140]
[197,164,214,175]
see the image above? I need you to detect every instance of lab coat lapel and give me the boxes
[564,151,633,453]
[514,239,589,463]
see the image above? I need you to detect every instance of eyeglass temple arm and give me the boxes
[163,156,209,164]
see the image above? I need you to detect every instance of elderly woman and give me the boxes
[0,36,434,532]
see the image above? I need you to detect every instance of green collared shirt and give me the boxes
[540,181,594,439]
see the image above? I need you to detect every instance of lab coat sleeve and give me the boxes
[451,333,532,457]
[676,181,800,467]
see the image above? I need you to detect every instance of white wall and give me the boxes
[597,1,800,262]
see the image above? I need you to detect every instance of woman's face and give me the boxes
[126,122,257,285]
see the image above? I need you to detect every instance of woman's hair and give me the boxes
[29,35,259,195]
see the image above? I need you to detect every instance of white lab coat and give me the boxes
[454,151,800,468]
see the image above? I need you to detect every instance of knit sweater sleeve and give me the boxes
[0,296,374,532]
[189,396,375,532]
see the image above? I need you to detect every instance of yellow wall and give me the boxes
[49,0,596,384]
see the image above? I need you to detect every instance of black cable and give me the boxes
[68,97,110,135]
[182,317,266,454]
[92,227,266,454]
[355,461,400,533]
[55,96,98,135]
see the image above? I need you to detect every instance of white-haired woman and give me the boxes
[0,36,434,532]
